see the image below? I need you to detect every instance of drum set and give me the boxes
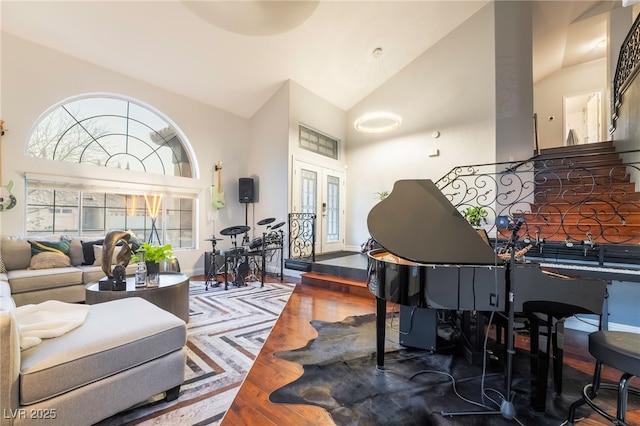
[205,218,285,290]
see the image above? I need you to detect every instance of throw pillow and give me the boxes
[28,240,71,257]
[0,253,6,273]
[81,239,104,265]
[93,245,123,266]
[28,252,72,270]
[60,237,84,266]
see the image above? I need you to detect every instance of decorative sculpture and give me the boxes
[98,230,133,291]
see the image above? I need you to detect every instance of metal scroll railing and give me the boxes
[611,10,640,133]
[435,149,640,245]
[287,213,316,262]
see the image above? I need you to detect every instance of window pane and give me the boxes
[83,207,105,231]
[28,96,192,177]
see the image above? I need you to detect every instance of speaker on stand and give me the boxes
[239,178,255,246]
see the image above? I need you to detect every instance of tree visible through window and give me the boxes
[26,95,196,248]
[28,96,192,177]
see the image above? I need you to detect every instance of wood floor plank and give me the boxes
[218,277,639,425]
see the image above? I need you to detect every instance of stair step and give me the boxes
[535,191,640,203]
[534,181,634,191]
[535,163,627,177]
[538,141,614,156]
[301,272,371,298]
[536,154,623,168]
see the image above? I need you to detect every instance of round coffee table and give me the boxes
[85,272,190,323]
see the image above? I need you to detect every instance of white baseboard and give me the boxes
[565,316,640,333]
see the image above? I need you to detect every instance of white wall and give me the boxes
[494,0,533,163]
[344,3,497,250]
[534,58,607,150]
[1,33,251,276]
[245,82,290,240]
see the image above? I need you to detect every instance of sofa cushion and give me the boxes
[78,263,138,284]
[93,244,124,266]
[28,252,72,270]
[7,267,83,294]
[63,237,84,266]
[1,238,31,271]
[19,297,186,405]
[81,239,104,265]
[0,281,15,311]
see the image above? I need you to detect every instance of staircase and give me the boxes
[516,141,640,245]
[298,141,640,294]
[299,252,371,298]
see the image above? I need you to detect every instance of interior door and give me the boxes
[292,159,345,254]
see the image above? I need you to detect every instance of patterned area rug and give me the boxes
[96,280,296,425]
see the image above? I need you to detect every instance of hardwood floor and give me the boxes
[217,276,639,426]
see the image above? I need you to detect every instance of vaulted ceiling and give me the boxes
[2,1,618,119]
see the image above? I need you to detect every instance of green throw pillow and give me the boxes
[28,240,71,257]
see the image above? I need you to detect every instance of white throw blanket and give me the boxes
[11,300,90,350]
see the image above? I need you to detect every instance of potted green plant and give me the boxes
[462,206,487,228]
[131,242,173,274]
[374,190,389,201]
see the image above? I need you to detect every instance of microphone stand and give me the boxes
[500,223,520,419]
[442,220,521,421]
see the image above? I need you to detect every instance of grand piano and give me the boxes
[366,179,607,414]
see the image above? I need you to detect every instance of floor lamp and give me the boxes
[145,194,162,245]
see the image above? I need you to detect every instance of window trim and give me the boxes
[25,172,200,198]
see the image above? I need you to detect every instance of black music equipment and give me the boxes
[222,247,245,256]
[366,179,607,419]
[220,225,250,236]
[239,178,254,203]
[399,306,437,351]
[257,217,275,226]
[249,237,263,250]
[271,221,285,230]
[204,236,224,290]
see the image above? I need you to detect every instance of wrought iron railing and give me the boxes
[611,10,640,133]
[435,148,640,245]
[288,213,316,262]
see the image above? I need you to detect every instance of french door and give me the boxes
[292,159,345,254]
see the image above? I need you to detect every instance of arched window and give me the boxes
[28,96,192,177]
[25,95,197,248]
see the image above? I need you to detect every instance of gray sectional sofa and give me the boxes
[1,236,137,307]
[0,295,187,426]
[0,235,187,425]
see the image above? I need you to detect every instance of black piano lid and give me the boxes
[367,179,498,265]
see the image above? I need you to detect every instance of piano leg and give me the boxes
[376,296,386,368]
[552,320,564,395]
[528,312,552,412]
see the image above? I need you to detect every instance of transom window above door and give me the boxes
[27,96,193,177]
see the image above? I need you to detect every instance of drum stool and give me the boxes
[567,331,640,425]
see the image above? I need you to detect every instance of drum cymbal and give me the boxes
[257,217,276,226]
[205,237,224,241]
[271,221,285,230]
[220,225,250,236]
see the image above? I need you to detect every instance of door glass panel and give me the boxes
[300,169,317,214]
[300,169,317,239]
[326,175,339,242]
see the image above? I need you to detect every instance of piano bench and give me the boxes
[567,331,640,425]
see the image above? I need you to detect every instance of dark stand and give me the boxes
[441,223,521,421]
[148,218,161,245]
[98,276,126,291]
[205,238,221,290]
